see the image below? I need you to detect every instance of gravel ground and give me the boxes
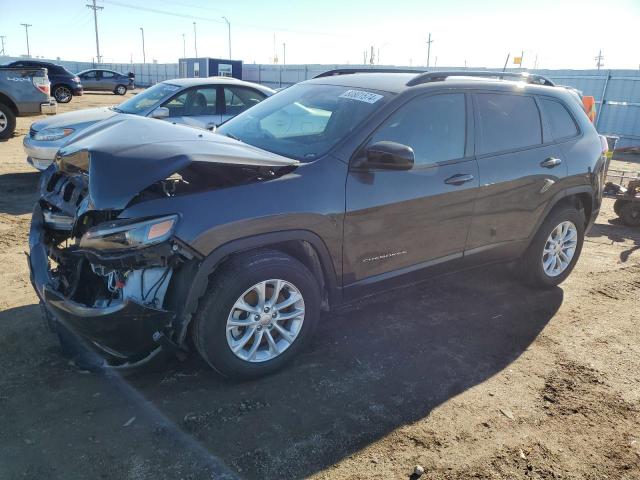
[0,93,639,480]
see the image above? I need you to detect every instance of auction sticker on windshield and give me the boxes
[339,89,383,104]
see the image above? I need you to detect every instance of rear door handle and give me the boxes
[445,173,475,186]
[540,157,562,168]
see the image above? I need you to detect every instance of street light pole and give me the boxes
[20,23,32,57]
[140,27,146,64]
[193,22,198,57]
[222,16,231,59]
[0,36,6,56]
[426,33,433,68]
[283,43,286,66]
[182,33,186,58]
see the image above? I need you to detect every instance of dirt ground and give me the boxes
[0,93,639,480]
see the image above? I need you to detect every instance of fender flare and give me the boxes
[175,229,341,345]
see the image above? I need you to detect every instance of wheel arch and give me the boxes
[174,230,341,346]
[0,94,19,116]
[528,187,594,250]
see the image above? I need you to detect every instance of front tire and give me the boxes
[192,250,320,378]
[0,102,16,140]
[520,205,585,288]
[53,85,72,103]
[114,84,127,95]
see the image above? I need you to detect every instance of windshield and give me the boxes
[217,83,391,161]
[115,82,181,115]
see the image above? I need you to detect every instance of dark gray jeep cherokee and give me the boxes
[29,71,606,377]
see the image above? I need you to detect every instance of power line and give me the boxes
[86,0,104,64]
[20,24,32,57]
[101,0,345,38]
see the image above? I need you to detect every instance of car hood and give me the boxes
[56,115,299,211]
[31,107,119,131]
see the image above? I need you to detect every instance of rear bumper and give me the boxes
[28,204,174,363]
[40,99,57,115]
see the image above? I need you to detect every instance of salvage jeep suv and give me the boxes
[29,70,606,378]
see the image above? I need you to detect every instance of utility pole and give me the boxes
[0,36,6,56]
[502,53,510,72]
[426,33,433,68]
[282,42,286,66]
[20,24,32,57]
[182,33,185,58]
[193,22,198,57]
[222,16,231,59]
[595,50,604,70]
[139,27,146,64]
[369,45,375,65]
[86,0,103,64]
[520,50,524,69]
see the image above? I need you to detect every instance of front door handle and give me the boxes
[445,173,475,186]
[540,157,562,168]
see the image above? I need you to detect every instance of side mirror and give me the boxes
[355,141,414,171]
[150,106,170,119]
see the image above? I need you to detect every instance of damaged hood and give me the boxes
[56,115,299,211]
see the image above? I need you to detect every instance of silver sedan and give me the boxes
[24,77,274,170]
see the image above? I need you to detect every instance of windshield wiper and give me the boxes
[225,132,241,142]
[110,106,124,113]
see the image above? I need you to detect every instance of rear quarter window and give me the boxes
[539,98,579,140]
[476,93,542,155]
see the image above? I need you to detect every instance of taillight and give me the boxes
[32,76,50,96]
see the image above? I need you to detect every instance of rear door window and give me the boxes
[539,98,579,140]
[223,86,267,116]
[476,93,542,155]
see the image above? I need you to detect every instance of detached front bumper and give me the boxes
[28,204,174,364]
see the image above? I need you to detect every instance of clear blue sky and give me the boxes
[1,0,638,69]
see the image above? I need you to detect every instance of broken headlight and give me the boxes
[79,215,177,251]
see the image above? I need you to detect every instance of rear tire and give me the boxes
[114,84,127,95]
[614,199,630,216]
[520,205,585,289]
[0,102,16,140]
[619,202,640,227]
[53,85,72,103]
[192,250,320,378]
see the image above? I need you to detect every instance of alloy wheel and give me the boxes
[55,86,72,103]
[0,111,6,132]
[542,221,578,277]
[226,279,305,363]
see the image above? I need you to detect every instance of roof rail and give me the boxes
[314,68,426,78]
[406,70,555,87]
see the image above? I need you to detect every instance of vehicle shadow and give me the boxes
[587,218,640,262]
[0,266,562,479]
[132,265,562,478]
[0,171,39,215]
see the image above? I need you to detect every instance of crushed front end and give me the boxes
[28,159,193,367]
